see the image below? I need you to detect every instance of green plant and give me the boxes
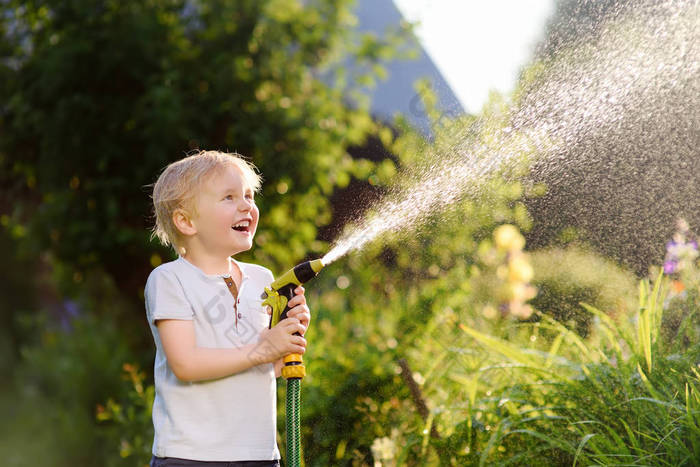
[97,364,155,466]
[10,308,136,467]
[407,267,700,466]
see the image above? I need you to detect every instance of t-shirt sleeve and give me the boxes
[144,268,195,326]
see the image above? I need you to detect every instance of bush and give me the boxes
[7,308,136,467]
[4,262,145,467]
[398,257,700,465]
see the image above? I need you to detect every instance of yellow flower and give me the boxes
[482,305,498,319]
[508,255,534,283]
[494,224,525,252]
[371,436,396,465]
[509,302,534,319]
[496,265,508,280]
[508,283,537,302]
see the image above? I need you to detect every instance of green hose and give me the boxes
[286,378,301,467]
[261,259,325,466]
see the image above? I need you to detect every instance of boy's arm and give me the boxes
[157,318,306,382]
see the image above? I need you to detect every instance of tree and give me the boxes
[0,0,388,307]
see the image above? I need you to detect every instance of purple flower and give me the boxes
[59,299,82,332]
[63,300,80,317]
[664,260,678,275]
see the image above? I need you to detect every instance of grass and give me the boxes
[410,269,700,465]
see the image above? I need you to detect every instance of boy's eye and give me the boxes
[224,195,233,200]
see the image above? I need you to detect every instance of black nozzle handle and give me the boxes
[276,283,298,332]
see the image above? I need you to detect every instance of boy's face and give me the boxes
[191,165,259,256]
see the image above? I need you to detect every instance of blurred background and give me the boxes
[1,0,698,465]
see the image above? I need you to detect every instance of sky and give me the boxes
[393,0,556,113]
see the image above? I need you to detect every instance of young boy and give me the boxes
[145,150,310,466]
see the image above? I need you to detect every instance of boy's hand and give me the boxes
[286,286,311,335]
[255,318,306,364]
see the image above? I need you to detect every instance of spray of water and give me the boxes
[323,0,698,266]
[522,0,700,269]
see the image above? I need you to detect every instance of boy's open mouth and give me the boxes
[232,220,251,233]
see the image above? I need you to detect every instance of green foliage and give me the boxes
[0,0,396,301]
[529,246,638,337]
[400,264,700,466]
[7,308,135,467]
[97,364,155,465]
[538,272,700,466]
[3,261,161,467]
[0,229,38,374]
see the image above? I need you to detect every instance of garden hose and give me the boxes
[262,259,325,467]
[286,378,301,467]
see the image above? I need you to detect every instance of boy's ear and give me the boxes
[173,209,197,236]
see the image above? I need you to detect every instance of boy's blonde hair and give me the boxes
[151,150,262,251]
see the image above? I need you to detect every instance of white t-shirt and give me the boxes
[144,256,280,461]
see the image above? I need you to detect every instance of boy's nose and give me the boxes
[239,199,253,211]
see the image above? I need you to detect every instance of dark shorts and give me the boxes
[150,457,280,467]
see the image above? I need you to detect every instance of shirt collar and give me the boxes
[177,256,249,282]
